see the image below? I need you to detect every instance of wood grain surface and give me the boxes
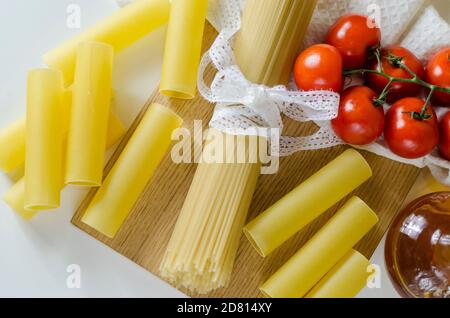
[72,23,420,298]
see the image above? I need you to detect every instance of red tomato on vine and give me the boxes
[326,14,381,70]
[365,46,425,103]
[293,44,343,93]
[439,111,450,160]
[331,85,385,145]
[384,98,438,159]
[425,48,450,106]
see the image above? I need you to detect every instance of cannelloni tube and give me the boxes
[260,196,378,298]
[0,90,70,175]
[305,250,370,298]
[82,103,183,237]
[0,90,120,174]
[159,0,208,99]
[3,115,126,220]
[244,149,372,257]
[0,117,26,173]
[43,0,170,84]
[104,113,126,149]
[65,41,114,186]
[24,69,64,210]
[3,178,36,220]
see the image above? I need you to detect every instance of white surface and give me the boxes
[0,0,184,298]
[0,0,446,298]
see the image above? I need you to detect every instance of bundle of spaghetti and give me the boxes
[160,0,318,294]
[161,132,260,293]
[234,0,318,85]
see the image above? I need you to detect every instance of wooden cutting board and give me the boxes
[72,23,420,297]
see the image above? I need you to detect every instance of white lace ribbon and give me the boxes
[197,0,340,157]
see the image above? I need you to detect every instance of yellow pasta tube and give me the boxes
[82,103,183,237]
[0,90,70,174]
[3,178,36,220]
[305,250,370,298]
[244,149,372,257]
[3,115,126,220]
[159,0,208,99]
[260,196,378,298]
[24,69,64,211]
[0,117,26,173]
[65,41,114,186]
[105,113,126,148]
[0,89,117,175]
[43,0,170,84]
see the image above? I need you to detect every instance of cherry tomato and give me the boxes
[425,48,450,106]
[294,44,343,93]
[326,14,381,70]
[365,46,424,103]
[439,111,450,160]
[384,98,438,159]
[331,86,385,145]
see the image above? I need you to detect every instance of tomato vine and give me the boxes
[343,45,450,120]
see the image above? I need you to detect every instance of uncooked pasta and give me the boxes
[160,0,318,294]
[160,132,260,293]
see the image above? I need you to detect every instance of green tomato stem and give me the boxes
[344,48,450,121]
[343,49,450,99]
[344,68,450,94]
[420,88,435,118]
[373,78,393,106]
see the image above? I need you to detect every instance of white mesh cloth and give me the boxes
[117,0,450,184]
[402,5,450,62]
[303,0,425,47]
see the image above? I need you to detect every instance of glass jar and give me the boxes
[385,192,450,298]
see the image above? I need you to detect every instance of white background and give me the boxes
[0,0,448,298]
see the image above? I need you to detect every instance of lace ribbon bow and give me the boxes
[198,30,341,156]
